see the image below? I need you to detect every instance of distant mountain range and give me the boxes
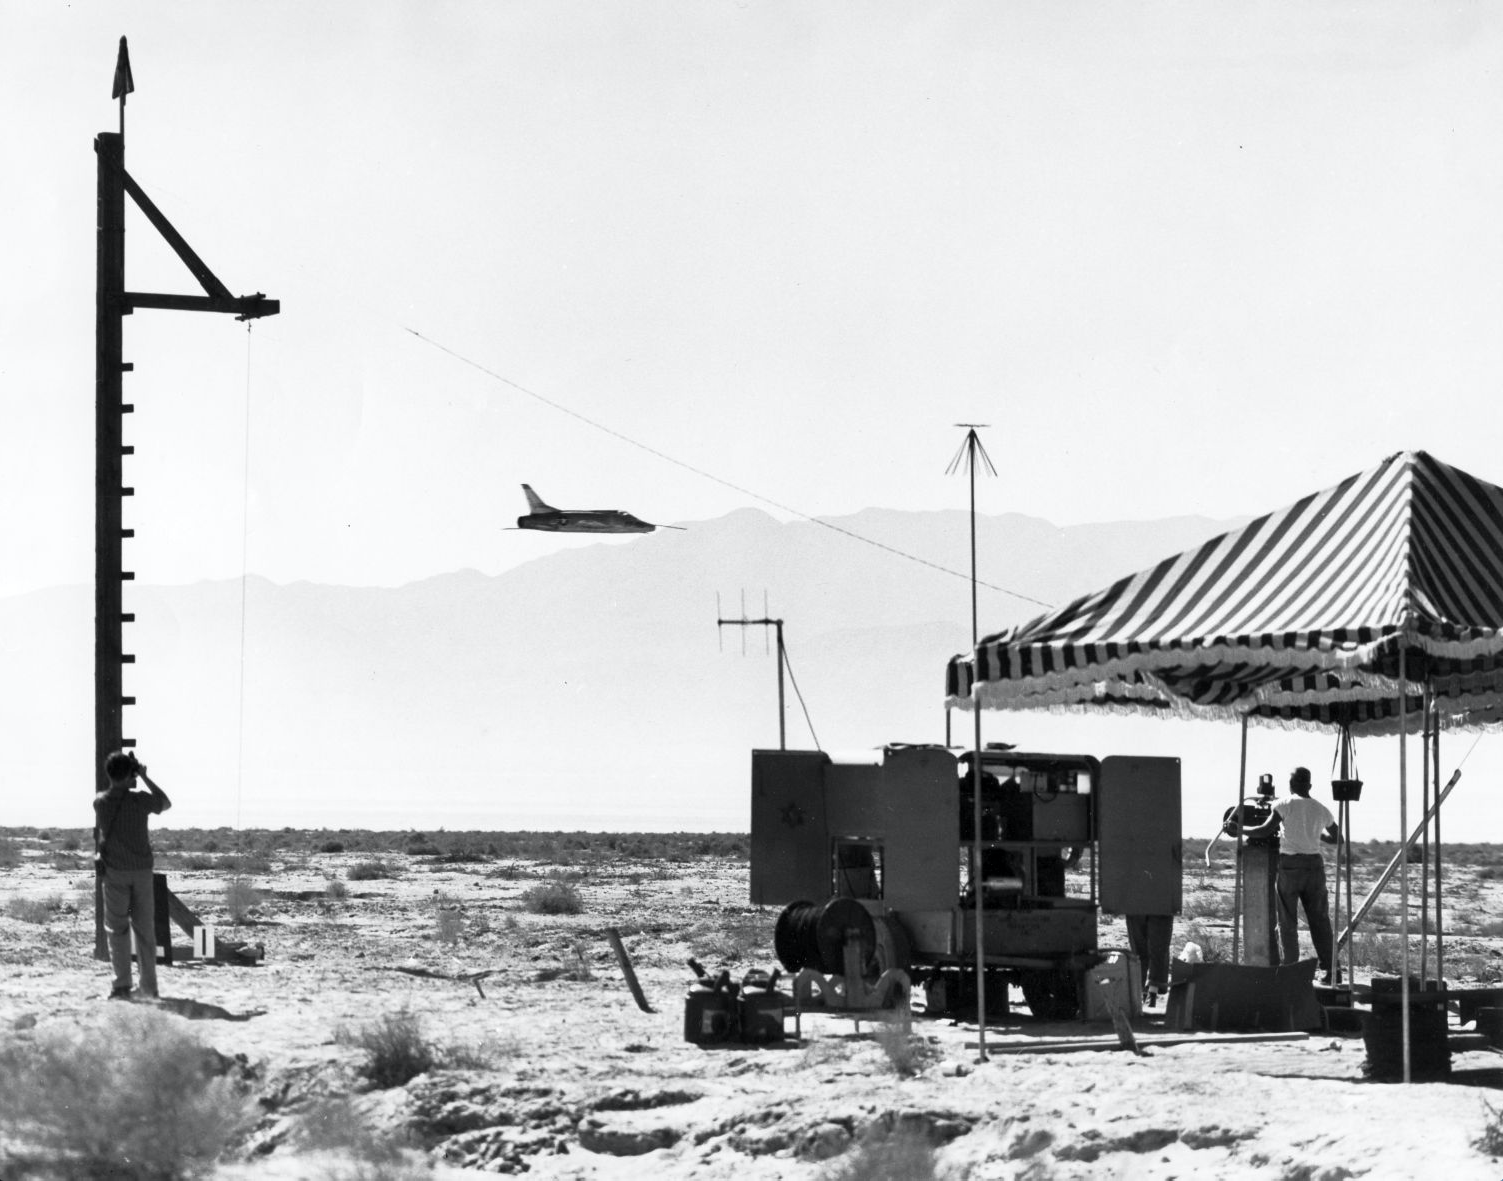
[5,507,1242,832]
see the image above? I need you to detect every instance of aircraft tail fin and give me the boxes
[521,484,553,513]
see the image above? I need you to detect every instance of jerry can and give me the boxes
[737,968,787,1044]
[738,989,787,1043]
[683,985,737,1044]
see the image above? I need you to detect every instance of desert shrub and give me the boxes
[1475,918,1503,938]
[0,1004,252,1178]
[319,839,346,854]
[219,851,273,875]
[337,1008,499,1090]
[5,894,61,924]
[325,878,349,901]
[434,897,463,944]
[0,838,22,868]
[521,881,583,915]
[340,1008,437,1088]
[349,859,397,881]
[349,860,392,881]
[1363,901,1400,928]
[295,1095,433,1178]
[61,835,81,852]
[822,1123,939,1181]
[1476,1098,1503,1157]
[1180,886,1234,924]
[873,1021,940,1077]
[1179,921,1230,964]
[1446,953,1503,984]
[534,942,593,982]
[434,849,488,865]
[686,913,771,963]
[1348,931,1424,975]
[224,877,262,925]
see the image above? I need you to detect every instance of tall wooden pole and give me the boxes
[94,129,131,958]
[91,38,278,957]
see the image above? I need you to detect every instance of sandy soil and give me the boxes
[3,840,1503,1179]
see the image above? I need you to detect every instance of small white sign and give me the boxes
[193,925,216,959]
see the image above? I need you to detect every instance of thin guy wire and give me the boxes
[780,641,821,751]
[403,326,1051,609]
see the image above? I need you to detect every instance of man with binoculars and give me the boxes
[94,749,173,1000]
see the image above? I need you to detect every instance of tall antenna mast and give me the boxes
[947,424,997,1062]
[716,591,787,750]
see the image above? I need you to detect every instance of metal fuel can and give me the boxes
[683,987,737,1044]
[738,990,788,1044]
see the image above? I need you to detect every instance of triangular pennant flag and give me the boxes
[112,36,135,100]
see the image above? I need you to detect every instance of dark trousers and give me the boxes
[1124,913,1173,991]
[101,867,159,996]
[1276,853,1333,973]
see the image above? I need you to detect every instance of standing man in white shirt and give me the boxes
[1236,767,1342,982]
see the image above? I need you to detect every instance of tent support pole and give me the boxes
[1399,645,1411,1085]
[1433,699,1444,985]
[972,708,986,1062]
[1333,722,1349,985]
[958,425,988,1063]
[1420,690,1431,983]
[1232,715,1248,964]
[1340,723,1355,987]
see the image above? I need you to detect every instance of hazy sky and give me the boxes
[7,3,1503,602]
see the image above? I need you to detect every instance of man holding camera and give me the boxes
[1235,766,1341,983]
[94,749,172,1000]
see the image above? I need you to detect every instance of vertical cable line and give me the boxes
[235,324,254,832]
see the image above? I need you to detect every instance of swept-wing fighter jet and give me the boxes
[513,485,683,533]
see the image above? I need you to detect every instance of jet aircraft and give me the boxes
[513,485,683,533]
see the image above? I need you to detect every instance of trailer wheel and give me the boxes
[1020,968,1080,1021]
[871,915,912,976]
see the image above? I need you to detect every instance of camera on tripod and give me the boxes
[1221,772,1278,845]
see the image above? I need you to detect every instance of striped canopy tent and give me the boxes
[948,451,1503,733]
[947,449,1503,1080]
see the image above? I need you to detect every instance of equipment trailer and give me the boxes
[750,743,1181,1020]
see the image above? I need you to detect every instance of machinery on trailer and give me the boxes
[750,743,1181,1020]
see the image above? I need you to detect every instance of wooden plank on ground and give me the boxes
[970,1031,1311,1055]
[607,927,655,1013]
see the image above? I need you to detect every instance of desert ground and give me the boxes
[4,828,1503,1180]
